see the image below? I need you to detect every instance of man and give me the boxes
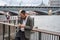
[15,10,34,40]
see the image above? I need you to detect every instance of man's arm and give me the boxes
[25,17,34,30]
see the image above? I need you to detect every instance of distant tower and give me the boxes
[4,4,7,6]
[49,0,60,7]
[9,0,12,6]
[39,0,46,7]
[19,0,22,6]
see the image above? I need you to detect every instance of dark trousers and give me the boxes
[15,30,29,40]
[15,37,29,40]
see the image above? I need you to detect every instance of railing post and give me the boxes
[59,36,60,40]
[8,25,10,40]
[39,32,41,40]
[3,24,5,40]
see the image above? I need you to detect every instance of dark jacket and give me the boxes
[17,16,34,39]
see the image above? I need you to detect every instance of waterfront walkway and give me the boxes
[0,22,60,40]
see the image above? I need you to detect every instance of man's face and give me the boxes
[20,13,26,19]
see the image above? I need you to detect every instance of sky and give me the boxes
[0,0,49,6]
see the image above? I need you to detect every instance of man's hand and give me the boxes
[19,24,25,28]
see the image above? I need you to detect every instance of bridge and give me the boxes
[0,6,60,15]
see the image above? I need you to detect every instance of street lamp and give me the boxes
[6,12,10,23]
[48,9,52,15]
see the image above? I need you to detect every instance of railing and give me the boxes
[0,22,60,40]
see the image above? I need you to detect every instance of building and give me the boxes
[49,0,60,7]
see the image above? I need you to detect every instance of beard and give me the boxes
[21,16,26,20]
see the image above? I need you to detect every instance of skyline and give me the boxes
[0,0,49,6]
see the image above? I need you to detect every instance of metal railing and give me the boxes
[0,22,60,40]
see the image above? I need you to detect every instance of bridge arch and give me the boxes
[0,10,18,15]
[52,9,60,15]
[34,10,48,15]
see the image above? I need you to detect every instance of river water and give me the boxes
[31,15,60,32]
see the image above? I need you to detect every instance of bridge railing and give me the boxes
[0,22,60,40]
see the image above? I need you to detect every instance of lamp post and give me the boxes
[48,9,52,15]
[6,12,10,23]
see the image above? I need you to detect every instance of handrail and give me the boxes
[0,22,60,36]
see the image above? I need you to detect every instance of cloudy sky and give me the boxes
[0,0,49,6]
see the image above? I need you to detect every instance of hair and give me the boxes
[18,10,26,17]
[21,10,26,14]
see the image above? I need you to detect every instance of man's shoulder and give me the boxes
[28,16,32,19]
[28,16,34,21]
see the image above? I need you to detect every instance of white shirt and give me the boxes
[21,16,28,31]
